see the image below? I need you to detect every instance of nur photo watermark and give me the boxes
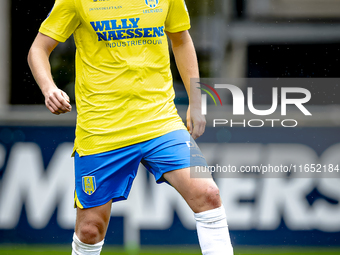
[190,78,340,178]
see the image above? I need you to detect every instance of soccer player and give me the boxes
[27,0,233,254]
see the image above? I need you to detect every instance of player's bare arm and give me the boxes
[167,30,206,140]
[28,32,72,115]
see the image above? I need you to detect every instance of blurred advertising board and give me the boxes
[0,125,339,246]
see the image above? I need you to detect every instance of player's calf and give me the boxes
[163,168,233,254]
[195,205,234,255]
[192,183,233,254]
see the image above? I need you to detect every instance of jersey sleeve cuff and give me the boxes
[39,26,68,43]
[165,24,191,33]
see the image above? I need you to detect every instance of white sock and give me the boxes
[194,205,233,255]
[71,233,104,255]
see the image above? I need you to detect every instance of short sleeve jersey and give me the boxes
[40,0,190,156]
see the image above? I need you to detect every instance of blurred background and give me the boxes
[1,0,340,254]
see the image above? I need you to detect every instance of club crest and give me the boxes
[145,0,159,8]
[82,176,96,195]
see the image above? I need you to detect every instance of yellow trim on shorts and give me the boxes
[74,190,84,209]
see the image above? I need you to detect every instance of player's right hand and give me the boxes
[44,88,72,115]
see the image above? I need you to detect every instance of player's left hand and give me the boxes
[187,105,206,139]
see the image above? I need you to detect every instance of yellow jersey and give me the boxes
[39,0,190,156]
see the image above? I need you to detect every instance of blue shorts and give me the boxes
[74,130,207,209]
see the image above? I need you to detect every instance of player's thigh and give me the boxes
[163,168,221,213]
[141,129,206,183]
[75,199,112,243]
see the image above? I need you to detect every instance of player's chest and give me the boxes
[76,0,169,28]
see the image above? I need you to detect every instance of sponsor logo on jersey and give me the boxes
[145,0,159,8]
[82,176,96,195]
[90,18,165,41]
[143,8,163,14]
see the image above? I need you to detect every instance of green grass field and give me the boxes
[1,246,340,255]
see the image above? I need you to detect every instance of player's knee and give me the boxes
[203,185,222,209]
[77,224,101,244]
